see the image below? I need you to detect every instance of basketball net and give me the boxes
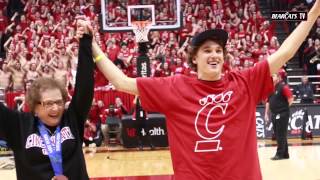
[132,21,152,43]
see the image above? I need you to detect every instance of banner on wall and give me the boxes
[256,104,320,139]
[137,54,151,77]
[121,114,168,148]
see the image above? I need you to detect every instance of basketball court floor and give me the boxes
[0,138,319,180]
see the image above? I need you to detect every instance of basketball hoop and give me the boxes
[131,21,152,43]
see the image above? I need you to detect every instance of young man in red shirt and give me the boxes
[77,1,320,179]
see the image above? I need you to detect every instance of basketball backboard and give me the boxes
[100,0,182,32]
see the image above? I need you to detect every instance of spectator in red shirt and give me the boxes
[83,119,103,147]
[115,96,129,117]
[105,39,119,62]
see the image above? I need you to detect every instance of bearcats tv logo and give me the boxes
[194,91,233,152]
[271,11,307,21]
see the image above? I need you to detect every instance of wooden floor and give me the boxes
[1,138,320,180]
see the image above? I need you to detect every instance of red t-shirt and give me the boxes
[137,60,273,180]
[88,105,101,124]
[94,69,108,87]
[282,84,293,99]
[0,16,8,32]
[106,45,120,62]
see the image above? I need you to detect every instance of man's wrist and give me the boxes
[94,54,104,63]
[92,42,100,57]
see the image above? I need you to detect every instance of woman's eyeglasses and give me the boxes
[39,100,64,109]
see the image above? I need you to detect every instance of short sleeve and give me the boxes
[137,76,174,113]
[282,85,293,99]
[240,60,274,103]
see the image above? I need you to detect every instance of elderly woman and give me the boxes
[0,31,94,180]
